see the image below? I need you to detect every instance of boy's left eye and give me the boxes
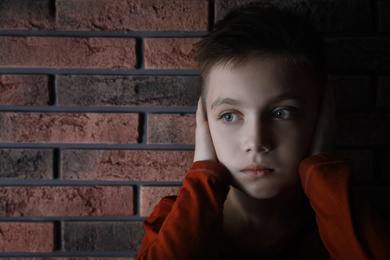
[272,109,294,119]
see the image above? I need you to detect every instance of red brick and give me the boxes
[147,114,195,144]
[215,0,373,32]
[379,1,390,33]
[144,38,200,69]
[61,150,193,181]
[63,222,144,251]
[56,75,200,107]
[0,149,53,179]
[0,186,134,217]
[0,37,136,69]
[0,0,55,30]
[0,75,50,106]
[0,112,139,144]
[56,0,208,31]
[378,77,390,107]
[140,186,180,217]
[0,222,55,252]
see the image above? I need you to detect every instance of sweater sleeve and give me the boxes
[299,153,390,260]
[137,160,231,260]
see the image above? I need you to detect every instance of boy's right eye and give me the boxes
[219,112,240,123]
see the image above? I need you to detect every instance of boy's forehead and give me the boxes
[206,58,304,88]
[207,57,298,84]
[205,58,323,105]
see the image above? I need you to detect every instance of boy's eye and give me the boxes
[272,109,294,119]
[219,112,240,123]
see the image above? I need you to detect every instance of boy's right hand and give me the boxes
[193,98,218,162]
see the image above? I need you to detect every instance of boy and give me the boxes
[137,5,390,260]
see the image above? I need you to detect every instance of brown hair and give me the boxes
[197,5,326,103]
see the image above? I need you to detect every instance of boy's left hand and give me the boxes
[309,79,337,156]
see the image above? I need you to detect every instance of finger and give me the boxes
[196,97,207,125]
[323,80,337,130]
[309,79,337,156]
[194,97,218,162]
[323,79,336,118]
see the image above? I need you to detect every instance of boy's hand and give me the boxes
[309,80,337,156]
[193,98,218,162]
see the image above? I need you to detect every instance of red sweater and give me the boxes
[137,154,390,259]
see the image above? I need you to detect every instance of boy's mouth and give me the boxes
[241,164,274,178]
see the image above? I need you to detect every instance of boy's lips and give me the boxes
[240,164,274,178]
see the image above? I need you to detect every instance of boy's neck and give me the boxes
[224,183,305,227]
[221,184,307,257]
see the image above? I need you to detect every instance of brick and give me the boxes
[147,114,195,144]
[351,186,390,219]
[61,150,193,181]
[336,113,390,145]
[378,77,390,107]
[378,149,390,181]
[379,1,390,33]
[3,258,135,260]
[0,222,55,252]
[0,0,55,30]
[140,186,180,217]
[326,38,390,71]
[56,75,200,107]
[144,38,200,69]
[0,186,134,217]
[0,75,50,106]
[331,76,373,107]
[63,222,144,251]
[215,0,373,32]
[338,150,373,182]
[0,37,136,69]
[56,0,208,31]
[0,149,53,179]
[0,112,139,144]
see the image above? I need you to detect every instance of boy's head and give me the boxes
[196,6,328,199]
[197,5,327,105]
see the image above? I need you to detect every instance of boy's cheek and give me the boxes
[208,129,232,161]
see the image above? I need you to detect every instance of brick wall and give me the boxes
[0,0,389,258]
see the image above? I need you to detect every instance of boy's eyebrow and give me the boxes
[210,94,305,111]
[268,94,306,104]
[211,97,241,110]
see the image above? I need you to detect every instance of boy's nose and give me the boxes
[243,119,272,153]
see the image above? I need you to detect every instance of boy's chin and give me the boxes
[230,177,302,200]
[229,181,282,200]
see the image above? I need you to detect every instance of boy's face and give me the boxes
[205,59,321,199]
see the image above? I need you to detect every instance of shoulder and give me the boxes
[299,153,349,175]
[298,153,350,189]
